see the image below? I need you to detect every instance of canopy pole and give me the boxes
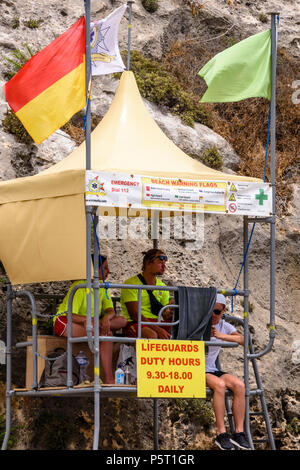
[243,216,254,449]
[127,1,134,70]
[93,213,101,450]
[151,207,159,446]
[152,210,159,249]
[1,283,13,450]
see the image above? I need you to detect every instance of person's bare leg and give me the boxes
[109,316,127,331]
[100,339,114,384]
[222,374,246,433]
[63,316,128,384]
[100,316,127,384]
[62,322,86,338]
[141,327,158,339]
[206,373,227,434]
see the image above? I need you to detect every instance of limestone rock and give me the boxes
[291,340,300,365]
[145,100,240,170]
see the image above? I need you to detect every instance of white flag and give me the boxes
[90,4,127,76]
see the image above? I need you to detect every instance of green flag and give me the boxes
[198,29,271,103]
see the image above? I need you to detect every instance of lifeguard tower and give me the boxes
[0,3,278,451]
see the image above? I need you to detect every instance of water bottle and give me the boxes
[76,351,89,383]
[115,363,124,384]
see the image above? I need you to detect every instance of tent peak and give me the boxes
[39,70,261,183]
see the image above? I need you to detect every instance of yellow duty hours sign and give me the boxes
[136,339,206,398]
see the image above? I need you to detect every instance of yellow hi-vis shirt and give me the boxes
[54,280,113,324]
[120,274,170,322]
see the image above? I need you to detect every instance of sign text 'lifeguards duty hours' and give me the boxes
[136,339,206,398]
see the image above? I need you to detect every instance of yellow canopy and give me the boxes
[0,71,262,285]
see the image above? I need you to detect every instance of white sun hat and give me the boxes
[216,293,226,305]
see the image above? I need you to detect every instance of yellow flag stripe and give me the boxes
[16,61,85,145]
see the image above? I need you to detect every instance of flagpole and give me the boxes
[84,0,93,351]
[269,11,278,338]
[85,0,91,171]
[270,12,278,212]
[127,1,134,70]
[84,0,101,450]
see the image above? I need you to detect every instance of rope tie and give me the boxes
[82,81,92,135]
[82,53,92,135]
[230,288,238,313]
[36,351,66,361]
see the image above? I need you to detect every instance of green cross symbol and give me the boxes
[255,189,268,205]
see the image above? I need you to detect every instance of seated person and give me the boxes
[120,249,172,339]
[54,255,127,384]
[206,293,250,450]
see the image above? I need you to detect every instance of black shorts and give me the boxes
[207,371,228,377]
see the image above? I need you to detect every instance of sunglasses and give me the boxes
[156,255,168,262]
[213,309,223,315]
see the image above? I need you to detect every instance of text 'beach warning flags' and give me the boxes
[91,4,127,76]
[3,17,86,145]
[198,29,271,103]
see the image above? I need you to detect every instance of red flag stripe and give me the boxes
[4,17,85,113]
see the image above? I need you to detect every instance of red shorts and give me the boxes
[54,315,68,336]
[124,319,171,338]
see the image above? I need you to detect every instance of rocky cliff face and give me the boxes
[0,0,299,450]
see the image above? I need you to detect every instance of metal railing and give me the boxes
[2,281,276,450]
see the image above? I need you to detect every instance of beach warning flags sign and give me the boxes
[3,17,86,145]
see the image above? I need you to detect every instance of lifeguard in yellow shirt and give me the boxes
[54,255,127,384]
[120,249,173,339]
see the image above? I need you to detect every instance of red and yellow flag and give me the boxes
[3,17,86,145]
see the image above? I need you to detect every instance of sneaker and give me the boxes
[215,432,235,450]
[230,432,251,450]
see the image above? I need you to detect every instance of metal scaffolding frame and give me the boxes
[1,278,276,450]
[1,3,278,451]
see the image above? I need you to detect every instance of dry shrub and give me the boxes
[181,1,205,17]
[163,37,214,98]
[119,49,211,127]
[61,113,102,145]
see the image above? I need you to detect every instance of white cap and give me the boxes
[216,293,226,305]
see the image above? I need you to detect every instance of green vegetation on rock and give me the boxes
[172,398,214,426]
[2,110,33,145]
[0,413,17,449]
[2,44,35,80]
[117,50,212,128]
[24,19,43,29]
[142,0,160,13]
[200,146,223,170]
